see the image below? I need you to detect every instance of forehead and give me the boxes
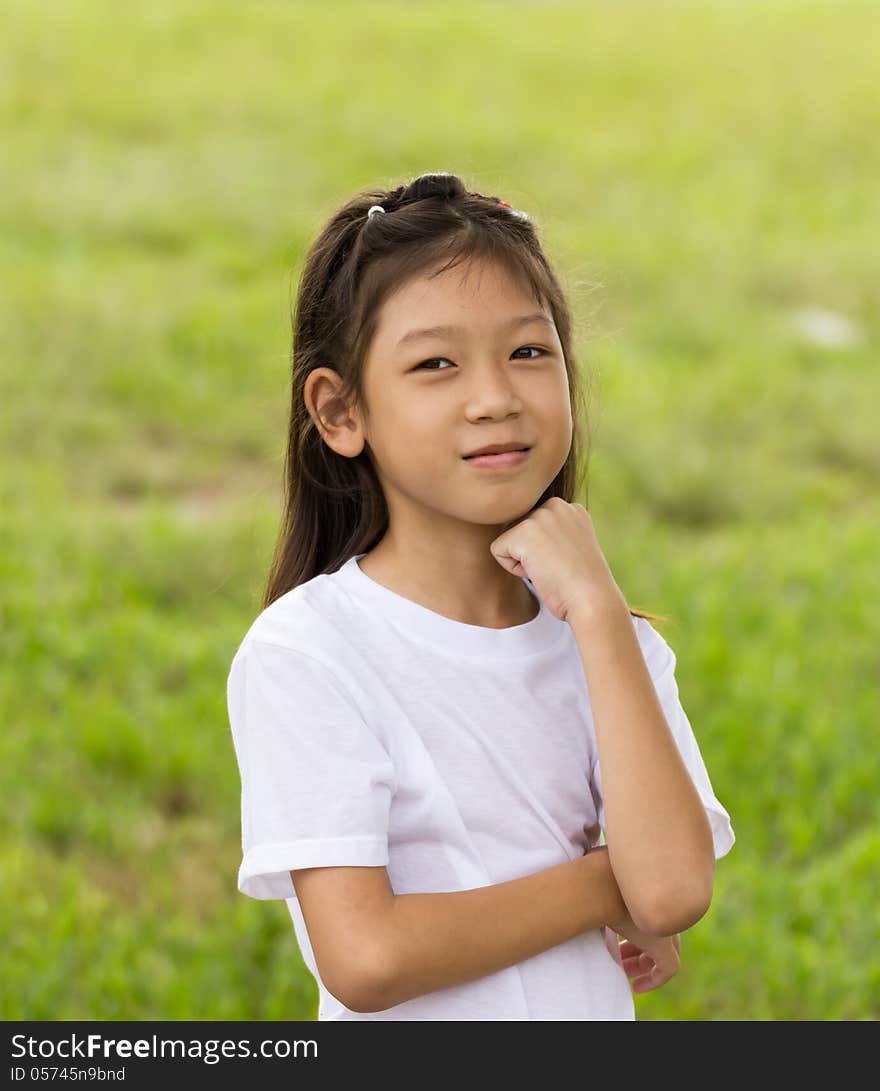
[373,257,541,345]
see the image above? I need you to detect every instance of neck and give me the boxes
[357,538,539,629]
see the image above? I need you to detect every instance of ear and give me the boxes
[303,367,365,459]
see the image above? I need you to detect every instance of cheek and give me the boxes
[366,395,429,454]
[534,383,573,443]
[403,402,457,451]
[375,407,455,482]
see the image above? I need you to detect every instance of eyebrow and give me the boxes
[395,312,554,349]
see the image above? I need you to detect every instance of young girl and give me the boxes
[226,171,735,1021]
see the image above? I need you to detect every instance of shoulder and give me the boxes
[227,571,353,693]
[232,561,363,657]
[240,577,328,648]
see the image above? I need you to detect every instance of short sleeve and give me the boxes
[226,638,397,900]
[589,617,735,860]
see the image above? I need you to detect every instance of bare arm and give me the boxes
[379,846,627,1009]
[569,597,716,934]
[294,847,631,1013]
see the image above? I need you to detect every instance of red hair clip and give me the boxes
[497,198,531,221]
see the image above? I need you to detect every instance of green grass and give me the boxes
[2,0,878,1020]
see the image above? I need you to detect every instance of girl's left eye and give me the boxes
[414,346,547,371]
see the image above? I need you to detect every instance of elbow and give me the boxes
[334,978,385,1015]
[337,972,393,1015]
[634,880,714,937]
[325,943,398,1015]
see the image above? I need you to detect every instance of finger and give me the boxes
[636,966,676,992]
[632,975,659,993]
[630,956,681,992]
[631,967,657,992]
[651,959,679,980]
[617,940,641,958]
[622,953,654,978]
[632,964,672,993]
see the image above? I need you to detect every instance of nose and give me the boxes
[466,364,524,420]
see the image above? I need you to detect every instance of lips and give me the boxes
[463,446,530,459]
[463,448,530,469]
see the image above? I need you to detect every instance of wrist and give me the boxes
[580,844,629,927]
[566,584,628,631]
[592,845,632,930]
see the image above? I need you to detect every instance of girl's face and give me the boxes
[358,255,573,535]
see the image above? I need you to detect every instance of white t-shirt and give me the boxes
[226,552,735,1021]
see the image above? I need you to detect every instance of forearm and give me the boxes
[374,848,627,1011]
[570,597,715,932]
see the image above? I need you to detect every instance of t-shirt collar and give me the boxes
[332,552,566,659]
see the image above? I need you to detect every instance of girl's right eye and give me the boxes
[413,358,453,371]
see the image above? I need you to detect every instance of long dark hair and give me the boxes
[262,171,667,625]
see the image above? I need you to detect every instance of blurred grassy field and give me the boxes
[2,0,878,1020]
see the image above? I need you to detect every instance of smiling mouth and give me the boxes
[463,448,531,468]
[463,447,530,459]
